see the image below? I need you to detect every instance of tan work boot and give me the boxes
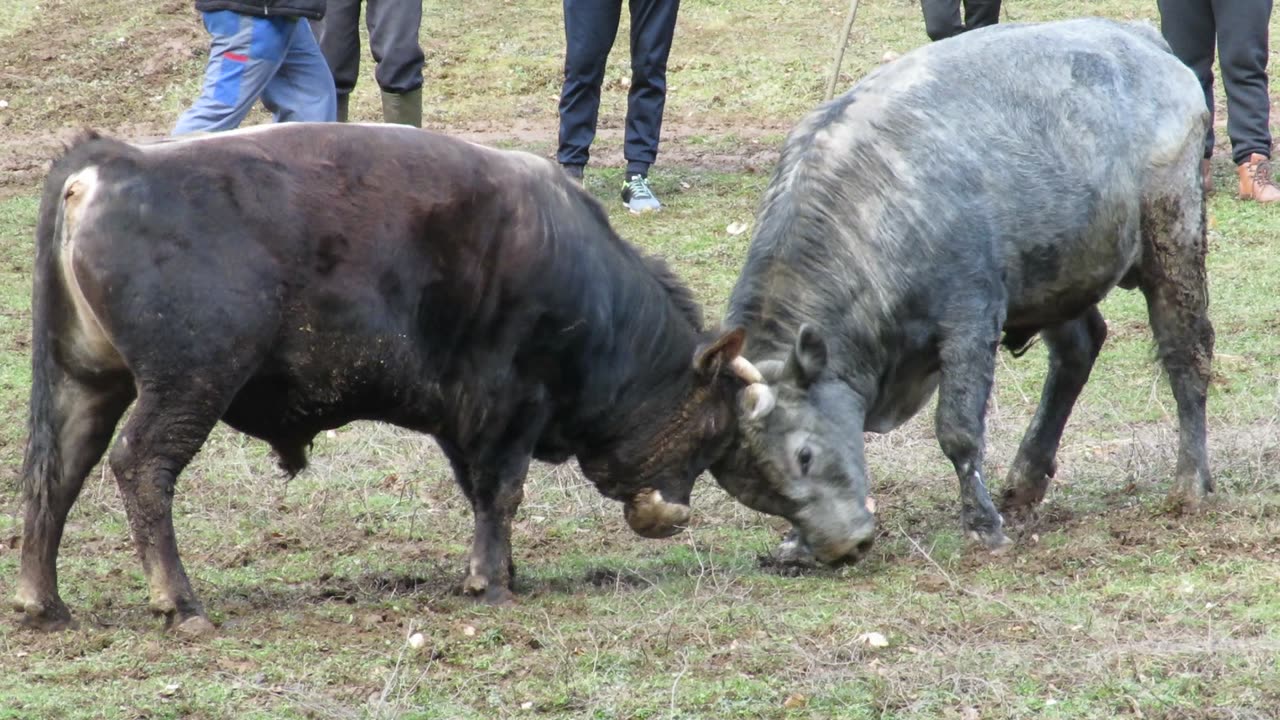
[1201,158,1212,194]
[1236,153,1280,203]
[381,88,422,128]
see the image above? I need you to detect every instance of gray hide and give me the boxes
[712,18,1213,566]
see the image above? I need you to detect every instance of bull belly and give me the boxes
[864,370,940,434]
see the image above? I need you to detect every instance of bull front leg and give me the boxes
[457,455,528,605]
[443,404,548,605]
[936,329,1011,551]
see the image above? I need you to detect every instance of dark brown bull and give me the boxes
[15,124,755,632]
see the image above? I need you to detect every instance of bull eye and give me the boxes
[797,447,813,475]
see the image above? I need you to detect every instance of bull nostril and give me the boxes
[855,538,874,554]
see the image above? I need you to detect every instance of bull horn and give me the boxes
[624,489,691,539]
[866,496,877,514]
[743,383,776,420]
[730,356,765,384]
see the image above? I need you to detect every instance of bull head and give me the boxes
[712,324,879,566]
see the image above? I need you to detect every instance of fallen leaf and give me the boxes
[462,625,477,637]
[408,633,426,649]
[962,708,980,720]
[782,693,808,709]
[726,221,749,236]
[521,701,534,710]
[857,632,889,648]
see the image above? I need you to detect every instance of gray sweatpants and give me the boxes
[316,0,425,96]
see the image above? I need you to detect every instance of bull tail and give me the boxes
[22,156,76,517]
[21,130,126,516]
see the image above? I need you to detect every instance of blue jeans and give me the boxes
[174,10,337,135]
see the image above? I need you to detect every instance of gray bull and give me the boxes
[711,18,1214,564]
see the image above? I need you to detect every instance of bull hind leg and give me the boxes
[16,375,134,630]
[1000,307,1108,516]
[108,388,226,634]
[1139,194,1214,510]
[935,325,1012,550]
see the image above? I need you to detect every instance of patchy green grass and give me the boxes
[2,1,1280,719]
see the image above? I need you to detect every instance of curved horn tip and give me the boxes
[730,356,765,384]
[743,383,776,420]
[625,490,692,537]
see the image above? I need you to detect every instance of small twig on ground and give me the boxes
[669,648,691,715]
[895,524,1051,634]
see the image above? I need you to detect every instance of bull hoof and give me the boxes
[966,528,1014,554]
[14,595,76,632]
[18,608,78,632]
[173,615,216,638]
[461,574,515,606]
[998,487,1044,521]
[1163,489,1207,515]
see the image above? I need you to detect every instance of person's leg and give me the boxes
[961,0,1001,31]
[174,11,288,135]
[316,0,364,121]
[557,0,624,171]
[260,18,338,123]
[366,0,425,126]
[920,0,963,41]
[623,0,679,178]
[1159,0,1218,161]
[1213,0,1280,200]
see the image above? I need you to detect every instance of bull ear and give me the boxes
[694,327,746,377]
[786,324,828,387]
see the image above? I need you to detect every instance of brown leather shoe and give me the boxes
[1236,153,1280,203]
[1201,158,1212,194]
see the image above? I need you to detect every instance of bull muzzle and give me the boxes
[624,489,691,538]
[800,495,879,567]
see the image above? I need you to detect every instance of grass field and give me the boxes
[2,1,1280,718]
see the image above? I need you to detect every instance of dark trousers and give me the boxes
[1159,0,1274,163]
[316,0,424,96]
[921,0,1000,42]
[557,0,680,175]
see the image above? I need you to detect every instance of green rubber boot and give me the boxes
[380,88,422,128]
